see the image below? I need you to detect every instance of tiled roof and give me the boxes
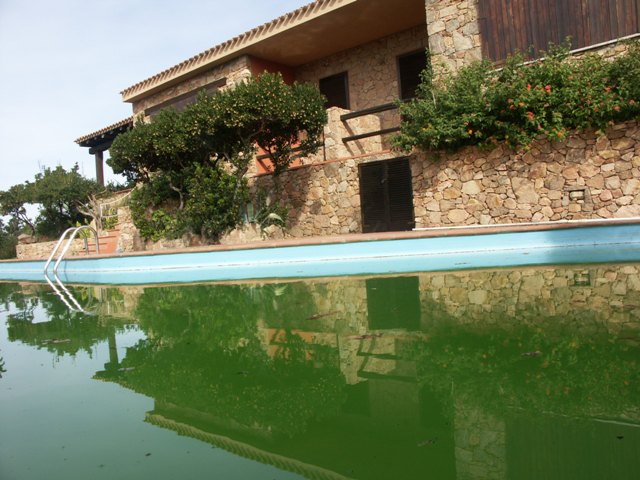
[75,116,134,146]
[120,0,346,102]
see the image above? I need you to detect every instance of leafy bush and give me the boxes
[129,174,186,241]
[184,165,248,240]
[396,42,640,153]
[108,73,327,242]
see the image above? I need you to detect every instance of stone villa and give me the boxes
[74,0,640,251]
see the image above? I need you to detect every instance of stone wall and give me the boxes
[255,153,384,237]
[250,121,640,238]
[454,401,506,480]
[131,56,252,115]
[425,0,482,72]
[412,121,640,227]
[17,238,97,261]
[418,265,640,337]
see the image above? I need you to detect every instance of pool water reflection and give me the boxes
[1,263,639,479]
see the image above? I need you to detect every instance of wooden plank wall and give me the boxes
[478,0,640,61]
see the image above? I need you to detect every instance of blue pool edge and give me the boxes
[1,218,640,285]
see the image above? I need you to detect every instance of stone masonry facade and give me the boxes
[124,1,640,245]
[251,120,640,239]
[38,0,638,258]
[425,0,482,71]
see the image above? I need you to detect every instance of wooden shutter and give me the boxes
[478,0,639,61]
[387,158,415,231]
[359,161,387,233]
[359,158,415,233]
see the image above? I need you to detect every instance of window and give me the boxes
[319,72,349,109]
[398,50,428,100]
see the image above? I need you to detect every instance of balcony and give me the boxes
[254,102,402,175]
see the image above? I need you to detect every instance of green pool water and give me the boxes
[1,263,639,479]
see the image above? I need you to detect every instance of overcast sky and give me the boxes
[0,0,309,191]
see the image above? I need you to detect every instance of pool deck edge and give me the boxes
[5,217,639,264]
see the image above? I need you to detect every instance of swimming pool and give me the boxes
[1,220,639,479]
[1,219,640,285]
[1,262,639,479]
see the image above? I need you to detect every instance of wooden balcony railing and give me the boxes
[340,102,401,143]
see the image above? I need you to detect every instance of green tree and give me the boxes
[108,72,327,241]
[0,218,20,259]
[0,183,35,235]
[30,165,102,238]
[0,164,102,240]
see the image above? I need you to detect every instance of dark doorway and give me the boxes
[359,158,415,233]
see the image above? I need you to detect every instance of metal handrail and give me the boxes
[52,226,99,277]
[43,226,99,277]
[43,226,100,314]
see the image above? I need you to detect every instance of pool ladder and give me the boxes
[43,226,100,313]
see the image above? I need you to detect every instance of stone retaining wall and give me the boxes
[412,121,640,227]
[252,121,640,238]
[16,238,96,261]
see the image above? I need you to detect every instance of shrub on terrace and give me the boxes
[395,42,640,153]
[108,73,326,241]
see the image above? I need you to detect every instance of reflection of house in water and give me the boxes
[91,266,640,479]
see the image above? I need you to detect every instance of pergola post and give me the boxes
[75,116,133,186]
[95,150,105,186]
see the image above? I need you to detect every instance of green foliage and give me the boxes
[30,165,101,238]
[209,73,327,175]
[184,165,248,240]
[253,187,288,229]
[0,218,19,259]
[0,164,102,239]
[108,73,326,241]
[129,174,186,241]
[397,42,640,153]
[0,184,35,235]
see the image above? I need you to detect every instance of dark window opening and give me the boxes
[398,50,428,100]
[319,72,350,109]
[359,157,415,233]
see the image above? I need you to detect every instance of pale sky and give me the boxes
[0,0,309,191]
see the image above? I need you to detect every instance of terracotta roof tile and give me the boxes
[75,116,134,146]
[120,0,339,101]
